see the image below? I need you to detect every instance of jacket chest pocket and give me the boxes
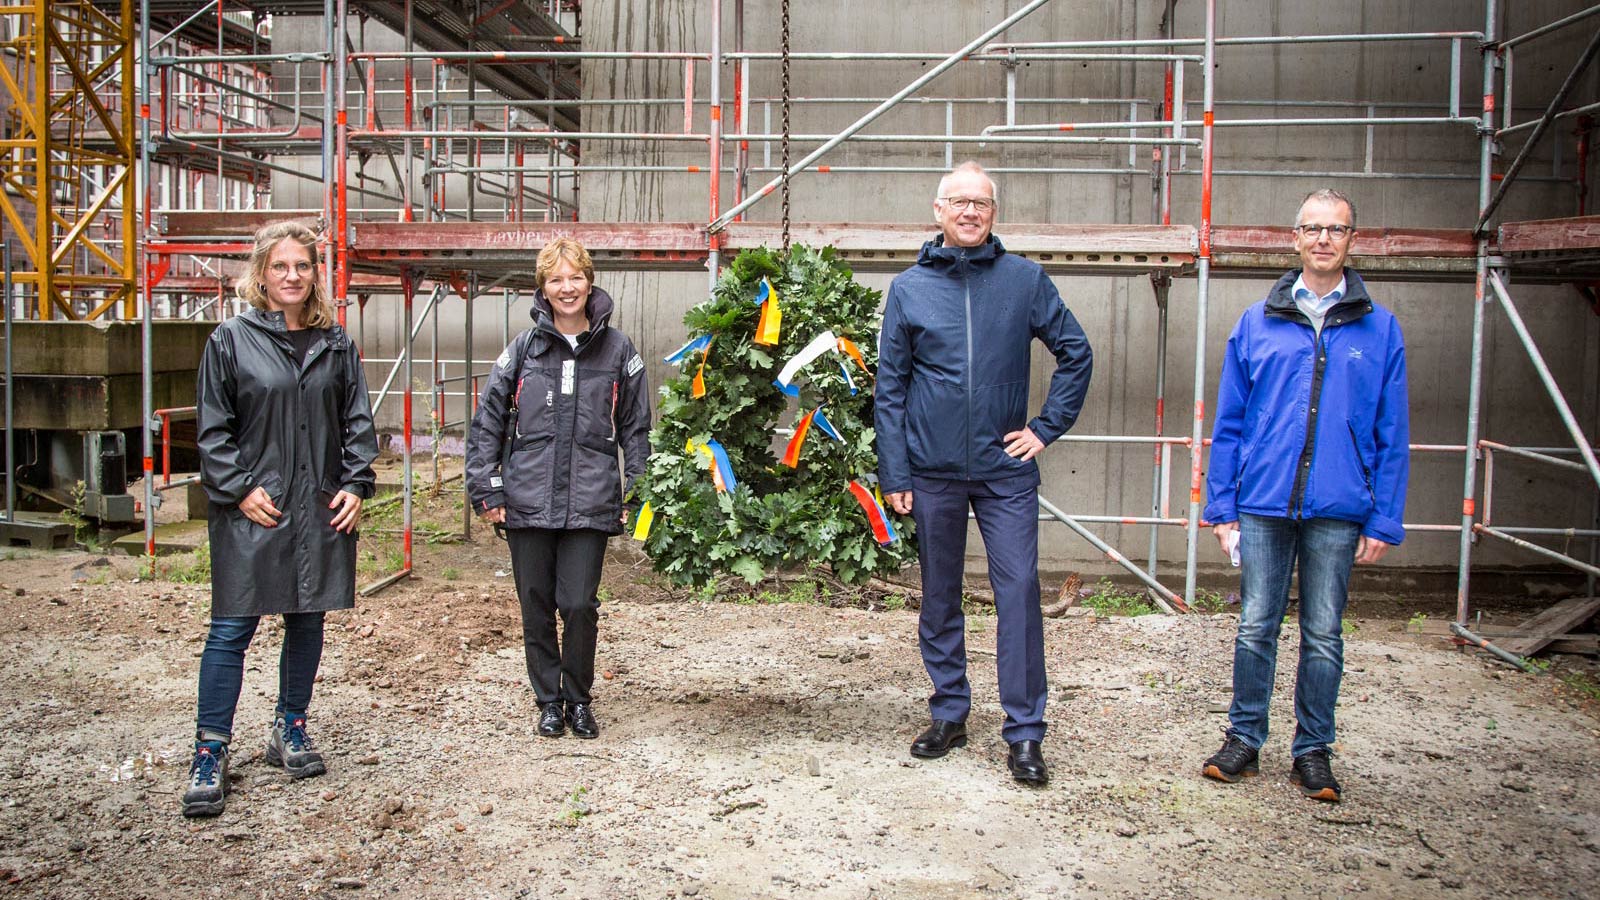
[514,365,560,442]
[574,368,619,454]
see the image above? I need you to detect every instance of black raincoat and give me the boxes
[197,307,379,617]
[465,287,652,533]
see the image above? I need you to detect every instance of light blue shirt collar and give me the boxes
[1292,273,1347,318]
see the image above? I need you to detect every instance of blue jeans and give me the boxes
[1228,513,1360,758]
[195,613,325,743]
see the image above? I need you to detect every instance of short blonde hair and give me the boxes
[535,237,595,291]
[236,221,335,329]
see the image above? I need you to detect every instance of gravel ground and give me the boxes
[1,532,1598,900]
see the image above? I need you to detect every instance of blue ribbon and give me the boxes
[664,334,712,365]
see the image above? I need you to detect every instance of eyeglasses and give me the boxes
[268,261,315,277]
[1294,224,1354,240]
[940,196,996,213]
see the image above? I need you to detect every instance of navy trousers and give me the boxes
[911,473,1047,743]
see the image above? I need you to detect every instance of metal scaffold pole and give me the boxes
[140,0,156,571]
[1457,0,1500,625]
[1182,0,1218,609]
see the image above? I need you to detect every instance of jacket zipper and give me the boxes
[1287,325,1328,519]
[962,251,973,481]
[1348,420,1376,504]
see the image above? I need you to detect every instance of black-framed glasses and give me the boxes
[1294,224,1353,240]
[940,196,996,213]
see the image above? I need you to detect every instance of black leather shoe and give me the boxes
[910,719,968,759]
[566,702,599,740]
[1007,740,1049,786]
[537,702,566,737]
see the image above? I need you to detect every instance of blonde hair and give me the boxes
[236,221,335,329]
[535,237,595,291]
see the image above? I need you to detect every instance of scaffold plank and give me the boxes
[158,210,323,238]
[1211,225,1478,257]
[1499,216,1600,253]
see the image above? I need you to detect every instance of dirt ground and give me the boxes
[2,482,1599,900]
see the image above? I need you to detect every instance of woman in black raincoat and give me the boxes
[182,221,378,818]
[466,238,651,741]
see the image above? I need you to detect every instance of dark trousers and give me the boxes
[195,612,325,743]
[910,474,1047,743]
[506,527,608,705]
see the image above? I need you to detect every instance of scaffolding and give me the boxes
[3,1,1597,636]
[0,0,136,320]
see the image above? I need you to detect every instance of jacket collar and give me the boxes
[1265,267,1375,326]
[917,233,1006,269]
[235,306,346,350]
[531,284,616,349]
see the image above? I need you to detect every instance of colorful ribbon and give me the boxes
[664,334,711,364]
[836,336,868,372]
[754,277,782,346]
[781,409,818,468]
[774,330,838,397]
[692,343,711,399]
[686,437,737,492]
[847,480,898,545]
[631,501,655,540]
[705,439,737,492]
[812,406,843,442]
[837,360,857,396]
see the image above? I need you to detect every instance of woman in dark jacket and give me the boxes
[466,237,651,740]
[181,221,378,818]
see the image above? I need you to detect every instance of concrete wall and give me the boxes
[292,1,1600,576]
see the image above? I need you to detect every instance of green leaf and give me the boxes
[729,555,767,584]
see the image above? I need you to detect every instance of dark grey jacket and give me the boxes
[465,287,652,534]
[197,308,378,617]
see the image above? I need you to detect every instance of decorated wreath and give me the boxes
[631,245,917,586]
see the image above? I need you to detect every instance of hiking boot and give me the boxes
[181,741,229,818]
[538,702,566,737]
[1201,734,1259,783]
[265,716,327,779]
[1290,748,1342,803]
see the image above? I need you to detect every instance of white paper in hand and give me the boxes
[1223,529,1241,568]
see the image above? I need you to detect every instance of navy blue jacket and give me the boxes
[1204,268,1410,545]
[875,235,1093,492]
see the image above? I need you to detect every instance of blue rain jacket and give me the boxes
[875,234,1093,492]
[1205,268,1410,545]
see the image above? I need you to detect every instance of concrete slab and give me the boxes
[109,519,209,557]
[10,370,198,430]
[0,513,74,550]
[0,320,215,376]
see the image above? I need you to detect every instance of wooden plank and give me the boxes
[1496,596,1600,656]
[1417,619,1599,654]
[1498,216,1600,254]
[159,209,321,239]
[1211,225,1477,257]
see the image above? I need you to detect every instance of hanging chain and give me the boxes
[780,0,791,251]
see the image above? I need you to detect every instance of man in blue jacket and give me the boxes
[1201,188,1409,803]
[875,161,1093,786]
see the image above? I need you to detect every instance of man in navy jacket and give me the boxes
[875,162,1093,785]
[1202,189,1409,803]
